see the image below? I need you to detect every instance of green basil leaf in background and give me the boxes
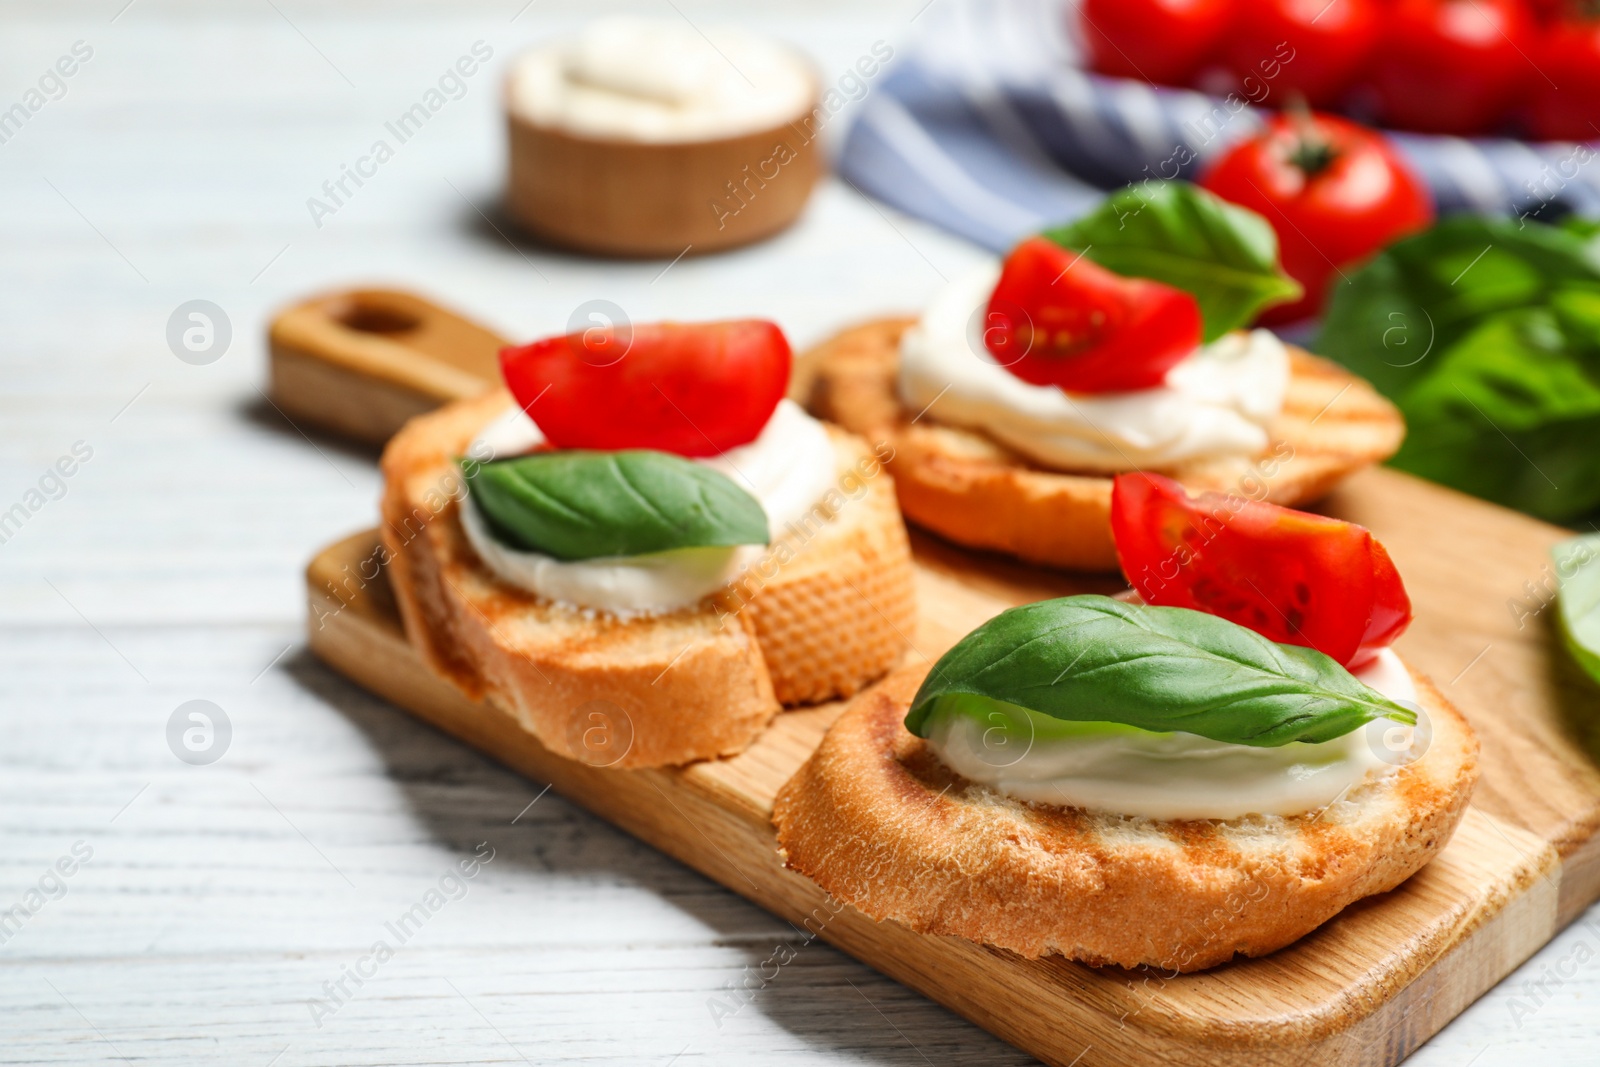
[1561,216,1600,244]
[462,450,769,562]
[905,595,1412,747]
[1555,534,1600,684]
[1393,308,1600,520]
[1314,215,1600,522]
[1042,180,1302,341]
[1315,216,1600,400]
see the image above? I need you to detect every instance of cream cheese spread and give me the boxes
[923,648,1419,821]
[459,399,837,617]
[507,17,815,143]
[897,261,1291,472]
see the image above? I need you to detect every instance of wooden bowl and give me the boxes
[504,89,824,258]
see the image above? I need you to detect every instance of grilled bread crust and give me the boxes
[379,390,915,768]
[801,318,1405,571]
[773,660,1478,972]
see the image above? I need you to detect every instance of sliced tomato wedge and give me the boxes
[499,320,792,457]
[984,237,1202,394]
[1110,472,1412,669]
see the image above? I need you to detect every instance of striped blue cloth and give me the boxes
[839,0,1600,251]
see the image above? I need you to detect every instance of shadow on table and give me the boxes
[1546,613,1600,772]
[449,192,583,266]
[448,191,784,270]
[236,393,384,464]
[284,650,1036,1067]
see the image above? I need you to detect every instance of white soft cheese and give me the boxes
[923,648,1420,821]
[459,399,838,616]
[897,261,1291,472]
[507,16,815,143]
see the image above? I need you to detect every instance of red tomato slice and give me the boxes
[1111,472,1412,669]
[1079,0,1236,86]
[985,237,1203,394]
[499,320,791,457]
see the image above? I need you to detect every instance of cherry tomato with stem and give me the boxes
[1199,110,1433,322]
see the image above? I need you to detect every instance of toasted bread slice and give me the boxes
[801,319,1405,571]
[379,390,915,768]
[773,659,1478,972]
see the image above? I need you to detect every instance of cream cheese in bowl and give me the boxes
[507,16,816,143]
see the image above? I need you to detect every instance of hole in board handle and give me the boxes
[333,300,422,336]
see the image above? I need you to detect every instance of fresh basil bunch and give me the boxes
[1042,180,1302,341]
[461,450,769,561]
[1315,215,1600,523]
[906,596,1413,747]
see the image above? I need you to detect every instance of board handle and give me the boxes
[268,288,508,445]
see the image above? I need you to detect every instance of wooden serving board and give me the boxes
[291,290,1600,1066]
[269,287,505,444]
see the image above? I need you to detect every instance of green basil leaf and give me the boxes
[1042,180,1302,341]
[924,691,1163,743]
[1392,308,1600,520]
[462,450,769,562]
[1314,215,1600,522]
[1555,534,1600,684]
[905,595,1412,747]
[1561,216,1600,245]
[1315,215,1600,402]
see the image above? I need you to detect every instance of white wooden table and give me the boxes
[1,2,1594,1063]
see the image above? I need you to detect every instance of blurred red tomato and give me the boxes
[1079,0,1235,86]
[1200,112,1433,321]
[1220,0,1379,108]
[1371,0,1535,135]
[1524,0,1568,23]
[1527,16,1600,141]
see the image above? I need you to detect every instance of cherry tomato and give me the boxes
[1524,0,1567,23]
[1111,472,1412,669]
[499,320,791,457]
[1199,112,1433,322]
[1219,0,1379,108]
[985,237,1203,394]
[1371,0,1535,135]
[1079,0,1236,86]
[1527,17,1600,141]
